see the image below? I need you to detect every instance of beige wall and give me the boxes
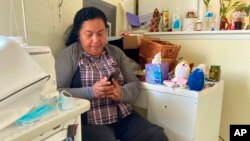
[0,0,82,57]
[26,0,82,56]
[26,0,75,56]
[0,0,23,38]
[182,39,250,141]
[0,0,125,57]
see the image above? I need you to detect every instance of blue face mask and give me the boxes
[15,104,53,127]
[57,90,75,111]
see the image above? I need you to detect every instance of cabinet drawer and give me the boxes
[147,90,198,141]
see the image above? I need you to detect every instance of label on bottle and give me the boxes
[209,65,221,81]
[161,11,169,31]
[172,15,181,31]
[196,21,202,31]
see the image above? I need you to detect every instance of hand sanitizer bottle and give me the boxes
[172,8,181,31]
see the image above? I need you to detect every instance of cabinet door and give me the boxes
[147,90,198,141]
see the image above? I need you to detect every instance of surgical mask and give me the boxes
[57,90,75,111]
[15,104,53,127]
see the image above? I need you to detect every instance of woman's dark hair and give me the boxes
[65,7,108,46]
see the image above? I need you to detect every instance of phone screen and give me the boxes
[108,70,119,83]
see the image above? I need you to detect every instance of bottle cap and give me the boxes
[211,65,220,68]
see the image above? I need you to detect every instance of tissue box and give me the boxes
[145,63,169,84]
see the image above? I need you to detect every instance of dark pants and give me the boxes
[82,112,168,141]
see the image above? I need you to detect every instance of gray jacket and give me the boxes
[55,42,141,103]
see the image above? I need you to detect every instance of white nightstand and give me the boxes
[144,81,224,141]
[133,81,224,141]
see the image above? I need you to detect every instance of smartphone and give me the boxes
[108,70,120,83]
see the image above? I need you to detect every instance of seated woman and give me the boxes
[55,6,168,141]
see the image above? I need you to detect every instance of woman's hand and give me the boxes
[91,77,122,101]
[107,79,122,101]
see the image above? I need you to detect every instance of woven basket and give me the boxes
[139,38,181,59]
[139,38,181,71]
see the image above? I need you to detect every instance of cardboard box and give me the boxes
[123,35,142,49]
[145,63,169,84]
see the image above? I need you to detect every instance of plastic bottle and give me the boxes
[214,14,220,31]
[172,8,181,31]
[203,6,213,31]
[196,19,203,31]
[204,11,213,30]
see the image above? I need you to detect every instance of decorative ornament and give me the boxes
[150,8,161,32]
[174,60,190,79]
[188,68,205,91]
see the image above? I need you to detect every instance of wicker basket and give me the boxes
[139,38,181,59]
[139,38,181,71]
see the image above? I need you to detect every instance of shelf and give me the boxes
[140,30,250,40]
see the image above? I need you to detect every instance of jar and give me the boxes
[234,19,243,30]
[209,65,221,81]
[232,11,245,30]
[196,20,202,31]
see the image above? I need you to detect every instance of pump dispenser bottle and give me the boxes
[172,8,181,31]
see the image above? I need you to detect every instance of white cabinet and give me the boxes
[142,81,224,141]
